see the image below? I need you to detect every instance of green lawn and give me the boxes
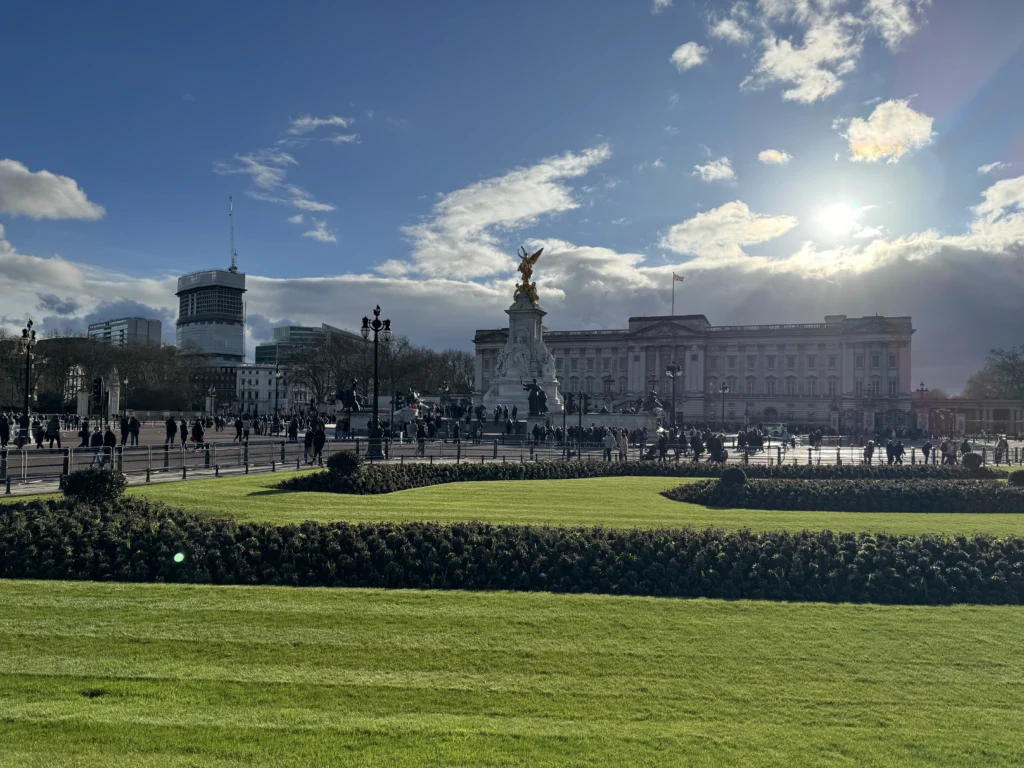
[0,580,1021,767]
[121,471,1024,537]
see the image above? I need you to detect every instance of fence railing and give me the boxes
[2,436,1021,493]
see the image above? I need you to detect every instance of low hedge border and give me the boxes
[664,479,1024,514]
[277,459,999,495]
[1,498,1022,605]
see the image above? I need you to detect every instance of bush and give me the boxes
[664,478,1024,514]
[278,458,1001,495]
[962,452,983,470]
[720,467,747,487]
[60,469,128,504]
[1,497,1022,605]
[1009,470,1024,487]
[326,450,362,477]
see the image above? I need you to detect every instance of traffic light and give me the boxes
[394,391,405,409]
[563,392,574,414]
[91,378,102,409]
[581,393,591,415]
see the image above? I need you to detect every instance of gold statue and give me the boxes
[514,246,543,303]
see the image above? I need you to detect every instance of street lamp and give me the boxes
[719,382,730,430]
[360,305,392,459]
[274,368,284,422]
[17,320,36,448]
[123,376,129,414]
[916,381,929,400]
[664,361,682,428]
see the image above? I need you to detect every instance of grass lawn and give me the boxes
[118,471,1024,537]
[0,580,1022,767]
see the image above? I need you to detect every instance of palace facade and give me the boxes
[473,313,915,430]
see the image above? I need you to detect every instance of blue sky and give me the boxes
[1,0,1023,390]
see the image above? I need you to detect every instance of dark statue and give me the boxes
[338,377,364,412]
[521,378,548,416]
[641,389,664,412]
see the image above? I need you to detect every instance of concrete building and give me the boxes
[87,317,162,346]
[235,364,310,416]
[175,269,246,363]
[474,313,916,431]
[254,323,363,365]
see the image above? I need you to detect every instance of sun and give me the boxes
[817,202,859,237]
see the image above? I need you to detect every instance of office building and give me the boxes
[87,317,162,346]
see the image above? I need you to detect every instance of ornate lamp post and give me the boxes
[916,381,929,400]
[360,305,392,459]
[274,368,284,420]
[123,376,129,414]
[18,320,36,448]
[719,382,730,430]
[664,361,682,428]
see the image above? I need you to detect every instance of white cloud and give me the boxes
[302,219,337,243]
[742,16,862,103]
[866,0,930,50]
[652,0,672,13]
[664,125,678,135]
[635,158,665,172]
[978,161,1011,176]
[843,99,934,163]
[398,144,612,279]
[668,93,680,108]
[660,201,798,262]
[214,150,334,212]
[758,149,792,164]
[287,115,354,135]
[328,134,360,145]
[971,174,1024,224]
[287,214,304,224]
[711,17,753,44]
[692,157,735,182]
[0,159,105,220]
[670,42,709,72]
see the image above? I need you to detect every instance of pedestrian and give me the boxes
[234,417,243,442]
[119,414,130,446]
[894,440,904,465]
[864,440,875,465]
[165,416,177,446]
[103,424,117,465]
[179,419,188,447]
[45,414,62,449]
[0,414,9,448]
[603,429,616,461]
[242,416,251,442]
[128,415,141,446]
[191,418,205,450]
[79,420,91,448]
[89,427,105,466]
[303,425,314,463]
[618,428,629,462]
[312,425,326,466]
[922,440,932,463]
[416,421,426,456]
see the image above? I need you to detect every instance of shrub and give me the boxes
[277,458,1001,495]
[1,497,1023,605]
[962,452,983,470]
[720,467,747,487]
[326,450,362,477]
[1009,470,1024,487]
[60,469,128,504]
[663,478,1024,514]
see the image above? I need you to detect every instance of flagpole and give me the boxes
[671,273,675,316]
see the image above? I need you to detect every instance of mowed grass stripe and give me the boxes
[0,581,1022,767]
[118,472,1024,536]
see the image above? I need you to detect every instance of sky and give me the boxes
[1,0,1023,392]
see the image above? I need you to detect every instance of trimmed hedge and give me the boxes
[1010,470,1024,488]
[1,497,1022,604]
[278,459,999,495]
[60,469,128,504]
[664,479,1024,514]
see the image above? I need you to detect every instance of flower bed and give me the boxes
[1,497,1022,605]
[277,459,998,495]
[664,479,1024,514]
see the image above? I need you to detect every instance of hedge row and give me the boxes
[278,459,998,495]
[664,479,1024,514]
[1,498,1022,605]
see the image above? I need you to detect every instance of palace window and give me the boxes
[603,358,610,371]
[571,358,578,373]
[708,357,718,371]
[765,378,777,395]
[767,355,776,370]
[746,355,756,369]
[807,378,817,396]
[708,377,717,394]
[785,378,796,396]
[586,358,594,372]
[787,356,796,370]
[870,379,880,396]
[728,356,736,370]
[855,354,864,368]
[603,379,613,394]
[555,358,563,373]
[569,376,579,391]
[888,354,897,369]
[889,379,898,397]
[828,355,837,370]
[584,376,595,393]
[855,380,863,396]
[726,376,737,392]
[828,378,837,397]
[807,355,816,370]
[745,376,756,394]
[871,354,880,369]
[618,377,627,394]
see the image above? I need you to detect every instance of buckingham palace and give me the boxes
[474,313,915,431]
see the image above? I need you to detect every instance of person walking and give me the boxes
[128,415,141,446]
[45,414,62,449]
[0,414,9,448]
[242,416,251,442]
[618,428,629,462]
[922,440,932,464]
[415,421,427,457]
[78,420,91,448]
[312,425,327,466]
[234,417,243,442]
[89,427,105,466]
[165,416,177,446]
[603,429,616,461]
[119,414,130,446]
[864,440,875,465]
[303,425,314,464]
[191,418,205,450]
[102,425,117,466]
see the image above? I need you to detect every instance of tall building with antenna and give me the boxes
[175,197,247,364]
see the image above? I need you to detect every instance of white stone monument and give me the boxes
[482,248,562,417]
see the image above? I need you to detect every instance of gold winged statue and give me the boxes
[514,246,543,303]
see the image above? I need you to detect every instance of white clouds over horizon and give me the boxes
[287,114,354,135]
[692,157,735,182]
[758,149,792,164]
[0,159,106,220]
[978,161,1011,176]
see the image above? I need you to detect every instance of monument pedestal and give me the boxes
[482,295,563,416]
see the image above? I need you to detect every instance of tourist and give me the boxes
[618,428,629,462]
[165,415,177,446]
[120,414,130,446]
[603,429,616,461]
[128,415,141,446]
[89,427,105,466]
[79,420,91,448]
[312,425,326,465]
[242,416,251,442]
[45,414,62,449]
[416,421,426,456]
[863,441,875,465]
[191,418,205,450]
[0,414,9,448]
[995,435,1009,464]
[922,440,932,463]
[179,419,188,447]
[893,440,905,465]
[303,425,314,463]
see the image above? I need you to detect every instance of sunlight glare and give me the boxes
[817,203,859,237]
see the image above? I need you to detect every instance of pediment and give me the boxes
[631,321,695,337]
